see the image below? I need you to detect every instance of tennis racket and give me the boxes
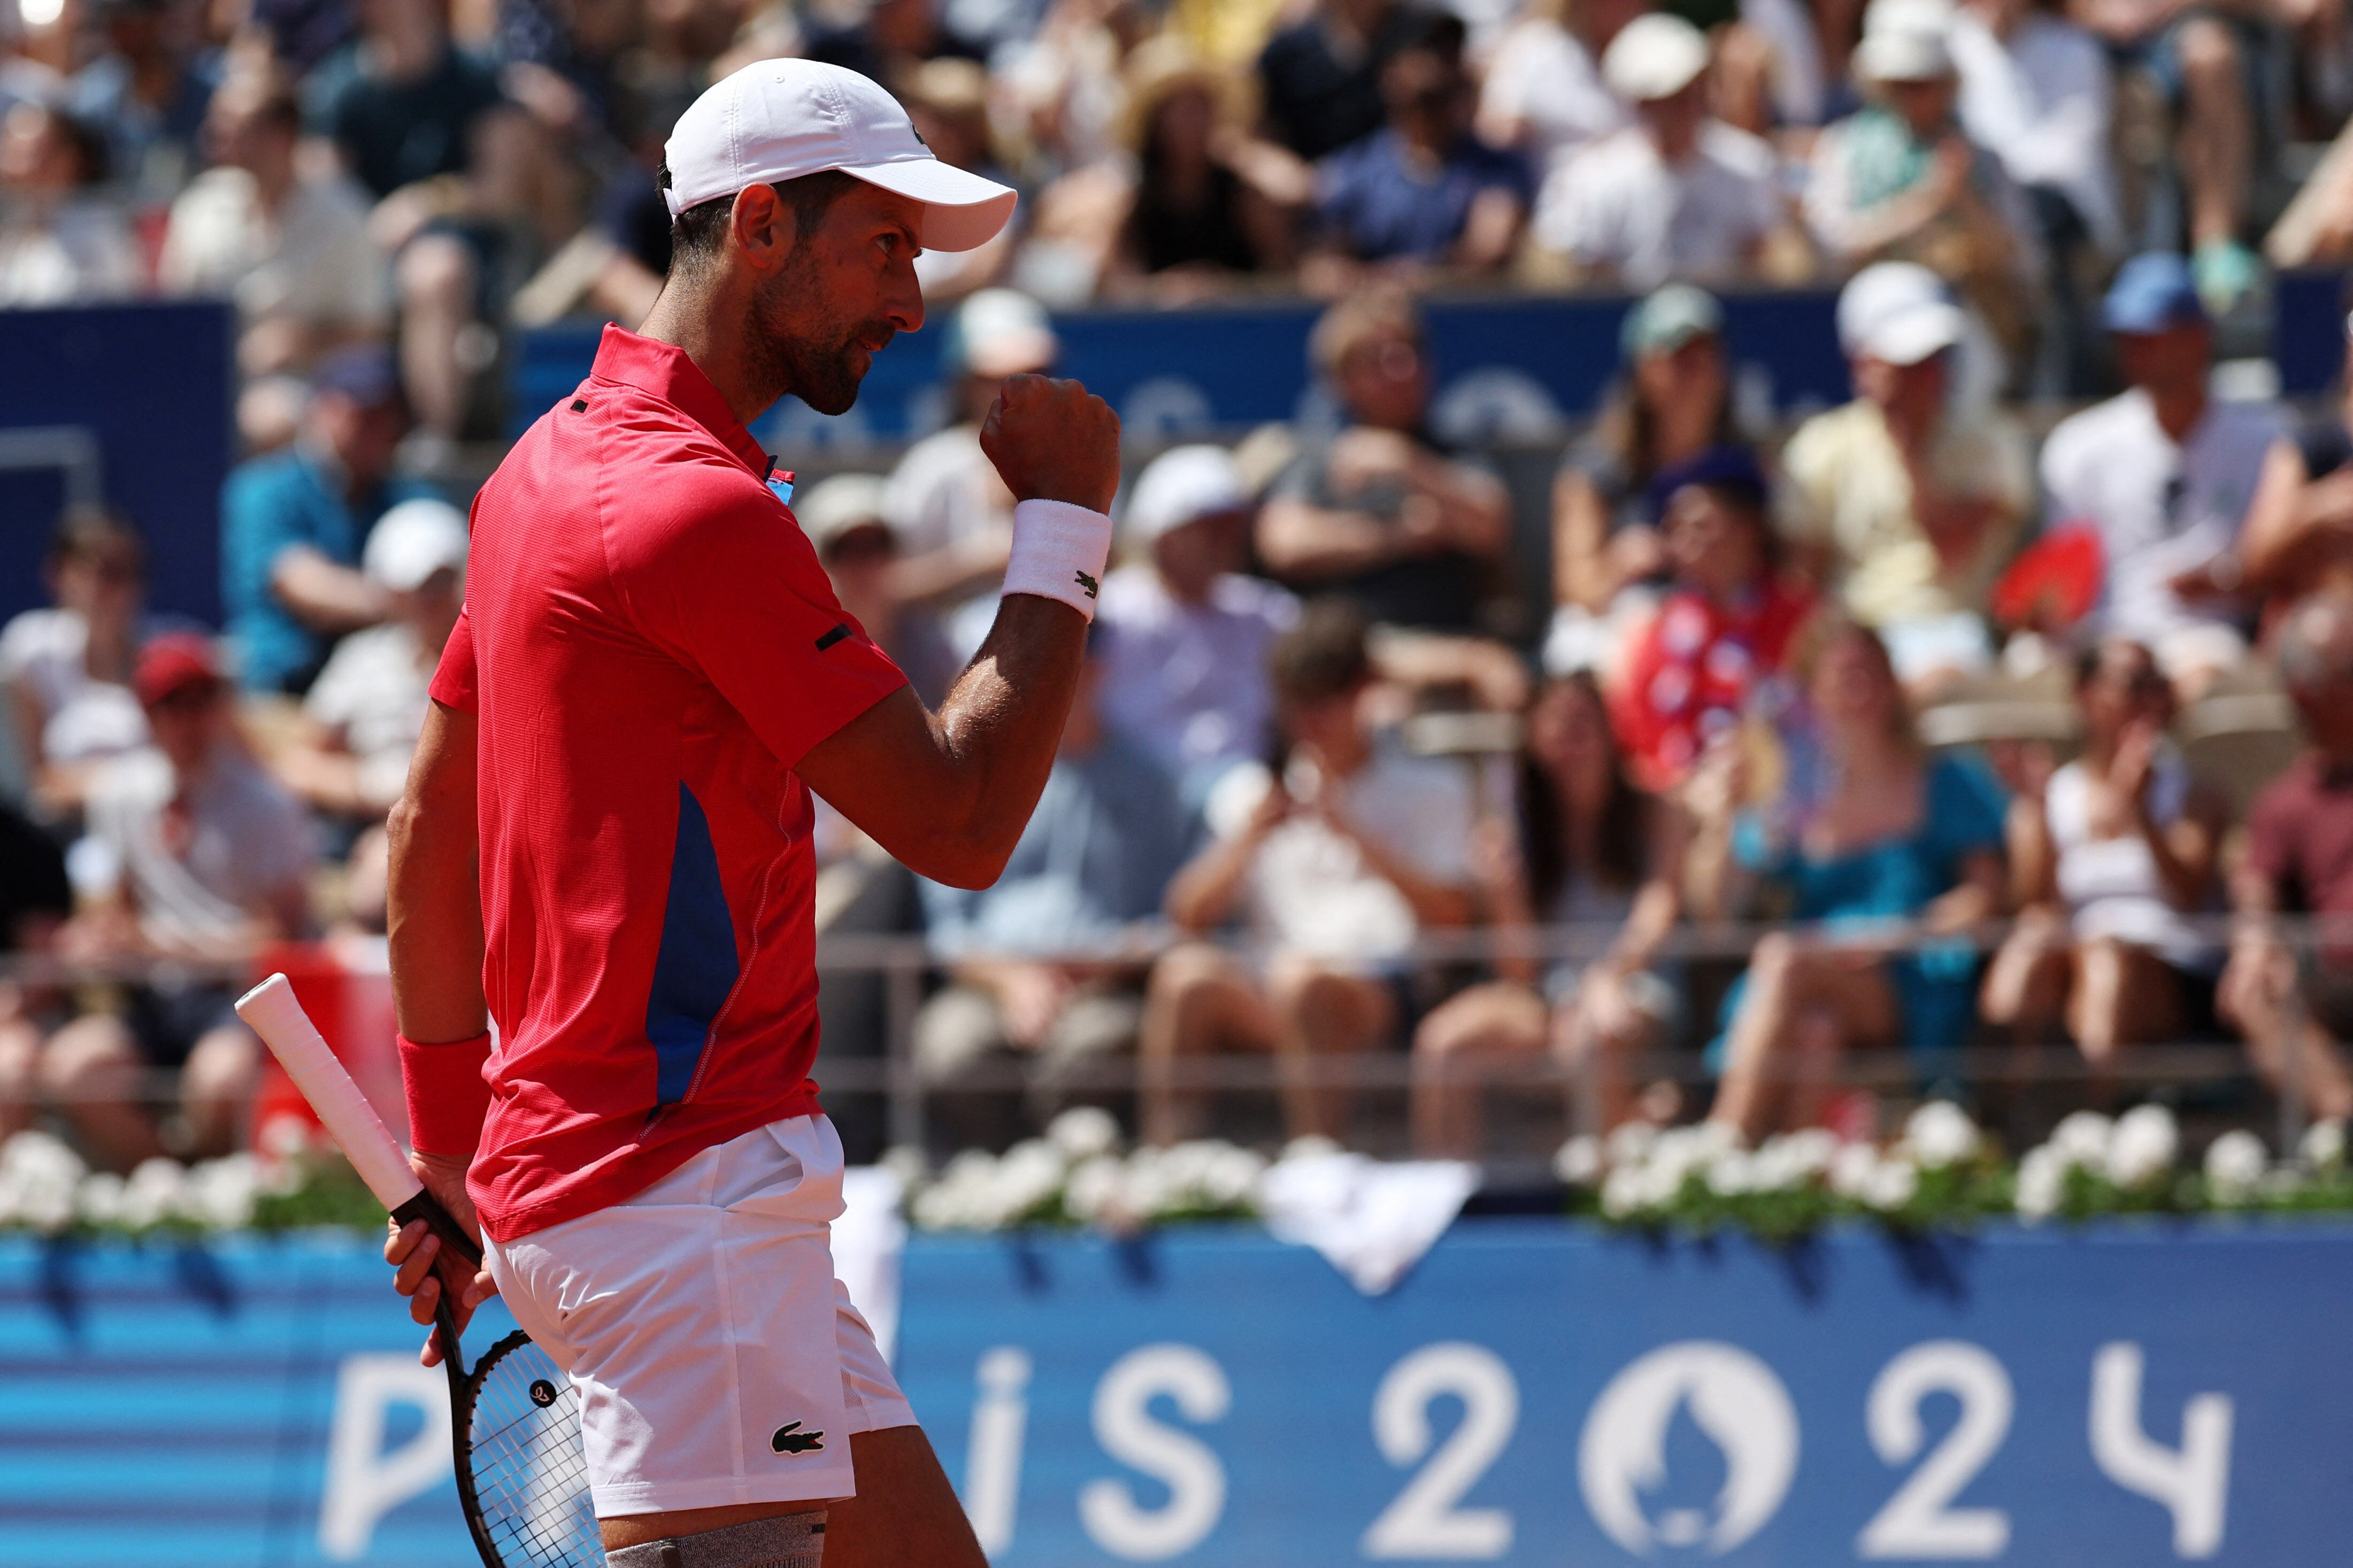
[234,974,601,1568]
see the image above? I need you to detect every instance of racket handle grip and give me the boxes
[235,971,424,1211]
[392,1186,485,1269]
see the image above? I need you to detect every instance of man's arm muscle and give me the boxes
[387,699,488,1041]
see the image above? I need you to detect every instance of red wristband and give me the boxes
[399,1031,495,1157]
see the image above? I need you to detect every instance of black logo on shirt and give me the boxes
[772,1421,826,1455]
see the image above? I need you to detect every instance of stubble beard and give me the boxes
[753,257,893,418]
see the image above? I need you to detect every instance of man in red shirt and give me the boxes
[379,60,1119,1568]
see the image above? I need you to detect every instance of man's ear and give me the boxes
[729,184,796,274]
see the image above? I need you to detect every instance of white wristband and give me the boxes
[1002,498,1114,621]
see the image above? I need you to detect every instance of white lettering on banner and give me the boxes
[1578,1341,1800,1556]
[1858,1341,2014,1559]
[1362,1343,1518,1559]
[965,1346,1033,1556]
[1079,1344,1232,1561]
[318,1354,451,1561]
[2089,1342,2233,1557]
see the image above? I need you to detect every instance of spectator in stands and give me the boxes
[1981,638,2226,1068]
[162,75,391,449]
[2233,314,2353,608]
[1095,38,1308,302]
[2040,252,2285,699]
[1143,600,1477,1144]
[0,102,140,305]
[797,473,963,705]
[1258,292,1512,633]
[1257,0,1442,161]
[1609,446,1817,792]
[42,635,312,1170]
[1803,4,2041,361]
[1411,671,1687,1154]
[313,0,544,438]
[2,512,157,822]
[69,0,215,204]
[1306,31,1528,280]
[276,496,466,821]
[2067,0,2261,311]
[902,59,1020,304]
[1949,0,2121,388]
[1098,445,1299,808]
[913,628,1190,1149]
[220,344,434,694]
[1777,264,2032,693]
[882,289,1053,638]
[2218,593,2353,1128]
[1545,287,1748,673]
[1526,13,1801,291]
[0,799,71,1144]
[802,0,988,88]
[1697,618,2008,1140]
[1474,0,1640,165]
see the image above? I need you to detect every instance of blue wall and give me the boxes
[3,1221,2348,1567]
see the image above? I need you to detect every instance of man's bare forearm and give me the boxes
[387,701,488,1042]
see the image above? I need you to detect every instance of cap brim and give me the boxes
[1866,304,1966,365]
[841,158,1018,253]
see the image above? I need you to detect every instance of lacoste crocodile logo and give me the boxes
[1074,569,1099,600]
[772,1421,826,1455]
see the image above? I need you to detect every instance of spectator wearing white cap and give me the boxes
[881,287,1059,635]
[277,497,468,820]
[1527,13,1804,290]
[1775,263,2033,690]
[1803,0,2043,362]
[1098,446,1300,807]
[1474,0,1638,166]
[798,473,963,706]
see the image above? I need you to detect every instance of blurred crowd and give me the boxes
[14,0,2353,1169]
[14,0,2353,433]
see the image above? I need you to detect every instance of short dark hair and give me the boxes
[662,168,865,277]
[1268,598,1372,706]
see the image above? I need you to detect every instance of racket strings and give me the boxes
[466,1337,601,1568]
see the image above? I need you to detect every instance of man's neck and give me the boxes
[637,285,780,430]
[2148,381,2207,444]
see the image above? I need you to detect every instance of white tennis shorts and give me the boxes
[483,1114,916,1518]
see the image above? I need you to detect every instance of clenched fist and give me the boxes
[980,374,1121,514]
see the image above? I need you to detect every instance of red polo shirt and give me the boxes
[430,326,906,1241]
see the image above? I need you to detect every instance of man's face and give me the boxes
[146,681,227,773]
[313,391,410,484]
[1885,75,1956,136]
[1335,329,1428,431]
[750,182,928,417]
[1153,508,1250,597]
[1852,351,1947,427]
[2114,324,2211,396]
[1637,82,1705,158]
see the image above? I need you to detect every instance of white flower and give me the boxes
[1046,1107,1122,1162]
[2049,1111,2114,1170]
[75,1172,127,1227]
[1063,1155,1125,1224]
[1705,1150,1757,1198]
[1196,1144,1266,1208]
[1605,1121,1659,1170]
[2015,1145,2067,1221]
[2203,1131,2269,1204]
[1553,1136,1603,1186]
[17,1174,72,1233]
[2,1130,87,1188]
[2106,1104,2179,1189]
[1862,1157,1919,1212]
[1829,1141,1881,1201]
[1279,1134,1343,1164]
[880,1145,930,1194]
[122,1158,191,1230]
[987,1140,1067,1223]
[2300,1118,2346,1172]
[1754,1130,1836,1190]
[1600,1164,1649,1219]
[1903,1101,1981,1169]
[1648,1124,1737,1190]
[187,1156,259,1230]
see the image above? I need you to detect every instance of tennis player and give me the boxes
[379,59,1118,1568]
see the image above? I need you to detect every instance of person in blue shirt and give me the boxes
[219,345,434,693]
[913,624,1193,1148]
[1308,33,1530,277]
[1694,617,2009,1140]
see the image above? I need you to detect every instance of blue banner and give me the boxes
[511,292,1850,452]
[0,303,234,629]
[3,1221,2347,1566]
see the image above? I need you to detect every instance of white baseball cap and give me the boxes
[1839,263,1967,365]
[662,59,1017,253]
[1854,17,1954,81]
[363,498,470,591]
[1125,445,1250,542]
[1602,13,1711,104]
